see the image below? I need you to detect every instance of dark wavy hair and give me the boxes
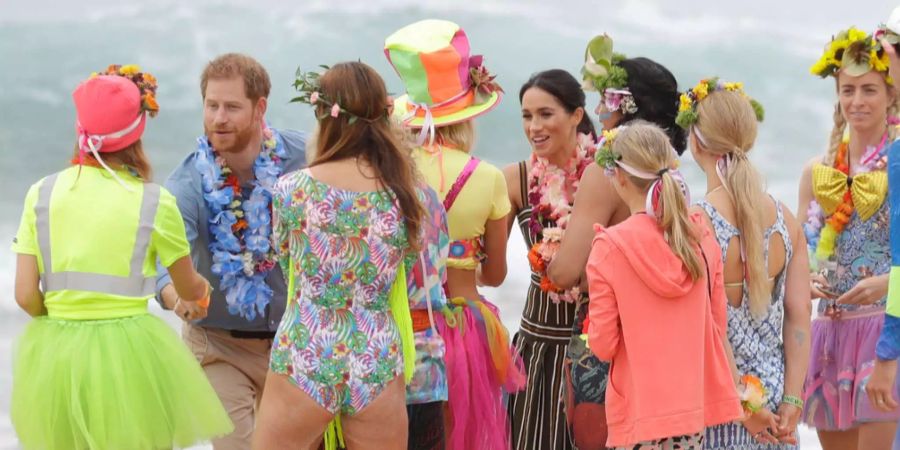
[519,69,596,138]
[616,57,686,154]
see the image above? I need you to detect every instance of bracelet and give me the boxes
[194,281,212,308]
[781,395,804,409]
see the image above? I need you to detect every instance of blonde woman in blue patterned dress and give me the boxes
[679,79,811,449]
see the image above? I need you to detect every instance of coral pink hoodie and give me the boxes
[587,212,742,447]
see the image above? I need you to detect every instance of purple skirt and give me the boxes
[802,307,900,430]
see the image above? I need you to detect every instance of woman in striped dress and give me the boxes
[504,69,596,450]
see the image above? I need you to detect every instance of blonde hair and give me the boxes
[824,73,900,165]
[694,90,769,317]
[416,121,475,153]
[614,121,703,280]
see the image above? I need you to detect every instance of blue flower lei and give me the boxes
[194,128,286,320]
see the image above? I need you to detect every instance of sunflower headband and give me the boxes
[290,66,387,124]
[811,27,891,84]
[675,77,765,129]
[91,64,159,117]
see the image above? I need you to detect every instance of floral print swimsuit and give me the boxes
[270,170,409,415]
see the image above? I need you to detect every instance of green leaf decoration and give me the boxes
[749,99,765,122]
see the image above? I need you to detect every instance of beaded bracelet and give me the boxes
[782,395,804,409]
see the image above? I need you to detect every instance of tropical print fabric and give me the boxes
[269,170,409,414]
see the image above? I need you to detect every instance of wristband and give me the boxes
[781,395,804,409]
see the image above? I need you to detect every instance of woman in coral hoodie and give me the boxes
[587,121,743,449]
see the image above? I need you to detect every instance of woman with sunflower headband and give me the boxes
[503,33,684,450]
[798,26,900,450]
[678,77,812,449]
[10,65,233,449]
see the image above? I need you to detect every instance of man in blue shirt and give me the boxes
[156,53,306,450]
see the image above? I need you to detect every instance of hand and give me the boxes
[774,403,801,444]
[866,359,900,412]
[810,272,837,300]
[811,273,841,319]
[837,275,888,307]
[174,297,208,322]
[740,408,780,445]
[881,38,900,86]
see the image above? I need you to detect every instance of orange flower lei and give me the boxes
[825,142,853,232]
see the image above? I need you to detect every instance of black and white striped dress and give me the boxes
[507,161,576,450]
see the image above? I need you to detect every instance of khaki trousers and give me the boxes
[183,323,273,450]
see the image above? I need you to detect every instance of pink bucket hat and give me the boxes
[73,75,146,154]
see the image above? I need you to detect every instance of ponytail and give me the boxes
[657,171,703,280]
[613,121,702,280]
[723,154,768,317]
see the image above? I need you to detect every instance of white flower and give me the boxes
[242,252,255,276]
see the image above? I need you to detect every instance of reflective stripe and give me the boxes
[35,173,161,297]
[35,172,58,280]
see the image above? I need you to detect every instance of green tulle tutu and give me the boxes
[11,313,233,450]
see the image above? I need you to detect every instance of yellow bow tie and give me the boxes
[811,164,887,221]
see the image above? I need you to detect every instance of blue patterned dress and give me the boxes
[698,200,798,450]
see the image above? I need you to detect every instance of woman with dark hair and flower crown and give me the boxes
[253,61,425,449]
[384,19,525,450]
[799,26,900,450]
[11,65,232,449]
[677,76,811,449]
[504,34,685,450]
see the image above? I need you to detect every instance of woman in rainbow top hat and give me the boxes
[385,19,525,450]
[10,65,232,449]
[799,26,900,449]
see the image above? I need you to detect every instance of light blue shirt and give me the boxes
[155,129,308,332]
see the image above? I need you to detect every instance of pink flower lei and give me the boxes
[527,132,597,303]
[528,133,597,235]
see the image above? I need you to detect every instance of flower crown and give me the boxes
[290,66,387,124]
[91,64,159,117]
[675,78,765,129]
[811,27,891,84]
[594,127,622,174]
[581,34,629,93]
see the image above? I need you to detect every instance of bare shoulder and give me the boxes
[502,160,526,209]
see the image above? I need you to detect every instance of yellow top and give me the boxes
[12,166,190,320]
[413,146,510,270]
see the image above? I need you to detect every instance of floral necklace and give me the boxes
[194,127,286,320]
[527,132,596,303]
[804,131,889,261]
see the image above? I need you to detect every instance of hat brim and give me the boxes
[393,91,501,128]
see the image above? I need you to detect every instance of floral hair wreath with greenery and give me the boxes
[594,127,622,174]
[91,64,159,117]
[581,34,629,93]
[812,26,891,84]
[675,77,765,129]
[290,65,387,124]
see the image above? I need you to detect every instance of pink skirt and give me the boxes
[802,307,900,430]
[437,296,526,450]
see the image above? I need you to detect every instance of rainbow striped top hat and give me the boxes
[385,19,502,136]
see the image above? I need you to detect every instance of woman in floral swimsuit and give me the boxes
[253,61,425,450]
